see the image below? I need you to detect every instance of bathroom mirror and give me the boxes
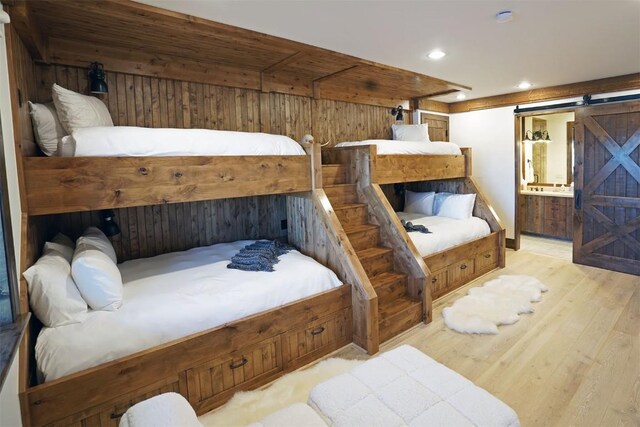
[522,111,575,185]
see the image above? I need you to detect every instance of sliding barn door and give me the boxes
[574,101,640,275]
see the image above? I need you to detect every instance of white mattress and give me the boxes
[334,140,462,155]
[58,126,306,157]
[398,212,491,257]
[35,241,342,382]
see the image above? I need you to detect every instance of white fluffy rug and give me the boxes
[199,357,362,427]
[443,274,548,334]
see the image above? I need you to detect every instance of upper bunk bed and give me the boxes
[22,123,319,216]
[322,124,471,184]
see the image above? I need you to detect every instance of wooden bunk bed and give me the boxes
[322,144,506,309]
[3,1,473,424]
[8,38,352,427]
[17,149,355,427]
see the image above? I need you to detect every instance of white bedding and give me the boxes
[35,241,342,382]
[398,212,491,256]
[334,140,462,155]
[58,126,306,157]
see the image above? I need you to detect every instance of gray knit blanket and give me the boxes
[227,240,294,272]
[401,219,431,234]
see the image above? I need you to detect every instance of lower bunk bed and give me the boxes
[20,233,352,426]
[392,180,506,300]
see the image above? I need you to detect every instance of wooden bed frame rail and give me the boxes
[22,143,320,216]
[20,286,351,426]
[322,145,471,184]
[407,178,507,298]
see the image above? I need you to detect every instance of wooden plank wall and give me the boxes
[32,64,409,149]
[14,62,411,263]
[56,196,287,262]
[7,27,39,157]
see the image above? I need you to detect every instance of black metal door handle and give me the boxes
[575,190,582,210]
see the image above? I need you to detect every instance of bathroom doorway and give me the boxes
[514,110,576,253]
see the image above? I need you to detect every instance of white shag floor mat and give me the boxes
[443,275,548,334]
[199,357,362,427]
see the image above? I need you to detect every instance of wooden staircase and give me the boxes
[322,164,423,343]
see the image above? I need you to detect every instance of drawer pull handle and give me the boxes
[229,357,248,370]
[431,277,438,283]
[484,254,492,259]
[310,326,325,336]
[110,410,127,420]
[460,264,468,270]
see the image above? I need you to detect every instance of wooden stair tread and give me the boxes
[344,223,379,234]
[378,296,422,320]
[323,183,356,189]
[357,246,393,260]
[369,271,407,289]
[333,203,367,211]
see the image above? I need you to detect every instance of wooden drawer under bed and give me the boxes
[21,286,352,427]
[425,232,501,300]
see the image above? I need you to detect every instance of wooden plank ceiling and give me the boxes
[7,0,470,108]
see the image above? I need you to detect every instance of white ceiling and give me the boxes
[137,0,640,102]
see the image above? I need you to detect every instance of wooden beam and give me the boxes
[449,73,640,113]
[261,51,305,74]
[415,99,450,114]
[5,1,48,62]
[313,65,360,84]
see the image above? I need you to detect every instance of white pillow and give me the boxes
[76,226,117,264]
[51,232,75,249]
[72,248,123,311]
[404,190,436,216]
[52,83,113,134]
[391,124,430,142]
[23,248,87,327]
[43,242,74,263]
[28,102,67,156]
[437,193,477,220]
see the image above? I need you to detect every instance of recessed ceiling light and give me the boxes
[495,10,513,23]
[428,50,446,60]
[456,93,467,100]
[518,81,532,89]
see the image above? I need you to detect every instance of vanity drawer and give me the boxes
[282,308,352,369]
[475,248,499,272]
[449,258,475,285]
[186,336,283,412]
[430,268,450,299]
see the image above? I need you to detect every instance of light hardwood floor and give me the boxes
[331,248,639,427]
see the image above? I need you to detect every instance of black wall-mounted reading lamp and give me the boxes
[101,209,121,237]
[390,105,404,121]
[88,62,108,94]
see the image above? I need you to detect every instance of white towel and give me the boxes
[247,403,328,427]
[524,140,535,183]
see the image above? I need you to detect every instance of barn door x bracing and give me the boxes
[574,101,640,275]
